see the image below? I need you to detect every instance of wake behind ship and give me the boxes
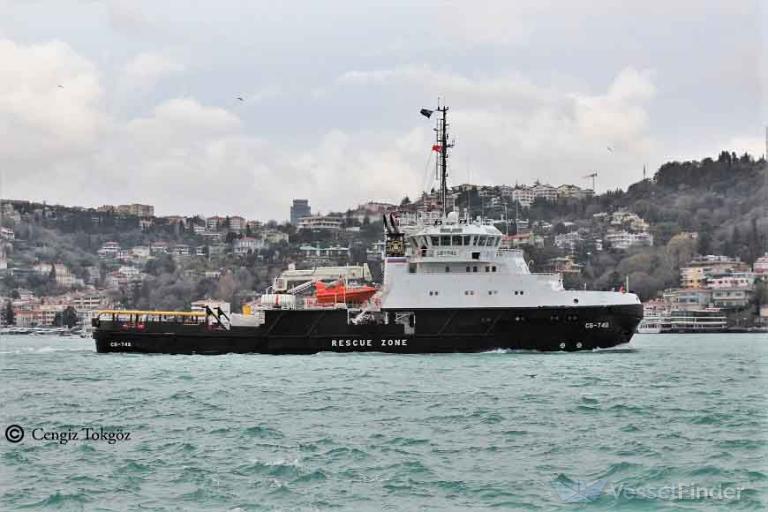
[93,104,642,354]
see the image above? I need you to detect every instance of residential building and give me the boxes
[753,254,768,275]
[263,230,289,244]
[686,255,749,275]
[130,246,151,259]
[149,242,168,255]
[510,187,535,207]
[290,199,311,225]
[171,244,190,257]
[14,304,66,327]
[298,215,343,231]
[680,266,707,288]
[116,204,154,217]
[610,210,649,232]
[662,288,713,311]
[532,183,558,202]
[229,216,246,233]
[233,237,264,255]
[547,256,583,274]
[97,241,122,258]
[605,230,654,250]
[711,288,753,308]
[0,227,15,241]
[556,184,593,200]
[206,216,225,231]
[554,231,582,251]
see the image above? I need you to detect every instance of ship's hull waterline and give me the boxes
[93,304,642,354]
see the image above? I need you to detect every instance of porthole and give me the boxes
[520,291,524,296]
[573,298,579,304]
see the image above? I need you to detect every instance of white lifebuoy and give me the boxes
[559,342,566,350]
[576,342,583,349]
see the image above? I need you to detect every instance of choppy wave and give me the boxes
[1,333,766,511]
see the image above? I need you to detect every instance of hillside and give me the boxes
[1,151,766,313]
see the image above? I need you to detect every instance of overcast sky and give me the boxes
[1,0,765,220]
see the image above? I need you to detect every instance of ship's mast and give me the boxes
[435,102,453,217]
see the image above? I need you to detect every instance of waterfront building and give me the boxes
[662,288,713,311]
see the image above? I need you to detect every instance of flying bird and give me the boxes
[606,145,613,152]
[236,97,244,101]
[525,374,537,378]
[57,84,64,88]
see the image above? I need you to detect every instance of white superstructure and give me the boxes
[381,212,640,310]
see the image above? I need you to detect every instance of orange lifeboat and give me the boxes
[314,281,377,305]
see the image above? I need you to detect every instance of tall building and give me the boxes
[290,199,311,225]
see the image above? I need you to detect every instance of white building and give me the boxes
[300,245,350,259]
[298,216,343,231]
[753,254,768,275]
[510,187,535,207]
[233,237,265,255]
[605,230,654,250]
[0,227,15,241]
[97,241,121,258]
[532,183,558,202]
[554,231,583,251]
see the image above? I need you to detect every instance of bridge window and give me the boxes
[492,266,497,272]
[431,236,440,246]
[452,235,462,245]
[463,235,471,245]
[485,266,490,272]
[441,235,451,246]
[472,266,478,272]
[466,266,471,272]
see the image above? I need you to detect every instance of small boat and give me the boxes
[314,281,377,305]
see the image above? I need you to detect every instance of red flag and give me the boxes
[432,144,442,152]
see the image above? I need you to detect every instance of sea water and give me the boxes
[0,334,765,511]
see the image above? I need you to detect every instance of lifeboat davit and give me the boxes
[314,281,377,304]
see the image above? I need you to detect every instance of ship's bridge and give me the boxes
[401,213,529,273]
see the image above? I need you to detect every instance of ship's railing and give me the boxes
[93,309,207,327]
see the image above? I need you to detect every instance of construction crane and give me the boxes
[583,172,597,191]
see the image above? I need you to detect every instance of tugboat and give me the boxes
[93,103,642,354]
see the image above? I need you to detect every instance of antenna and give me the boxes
[421,100,453,217]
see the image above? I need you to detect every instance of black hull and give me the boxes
[94,305,642,355]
